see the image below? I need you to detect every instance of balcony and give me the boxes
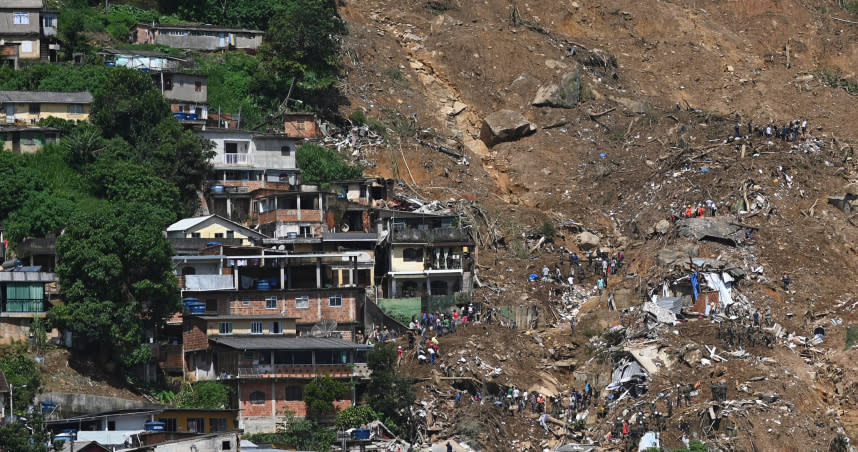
[3,298,47,313]
[392,228,471,244]
[234,363,369,379]
[224,153,250,165]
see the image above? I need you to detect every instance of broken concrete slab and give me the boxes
[656,245,699,266]
[480,110,536,147]
[676,217,746,246]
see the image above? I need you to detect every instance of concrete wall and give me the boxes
[36,392,160,417]
[391,245,424,272]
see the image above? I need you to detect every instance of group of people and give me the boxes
[355,325,398,345]
[733,118,810,143]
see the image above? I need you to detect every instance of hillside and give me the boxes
[336,0,858,450]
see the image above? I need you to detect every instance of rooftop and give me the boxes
[0,91,93,104]
[134,23,264,34]
[210,335,370,351]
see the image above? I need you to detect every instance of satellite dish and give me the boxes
[310,320,338,337]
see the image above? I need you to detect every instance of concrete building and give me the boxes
[131,23,263,51]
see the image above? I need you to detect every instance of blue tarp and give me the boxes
[690,272,699,300]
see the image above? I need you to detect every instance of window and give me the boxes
[107,421,116,431]
[250,391,265,405]
[403,248,423,262]
[191,232,201,238]
[296,296,309,309]
[285,385,303,401]
[164,78,173,90]
[187,418,205,433]
[251,321,263,334]
[68,104,83,114]
[271,321,282,334]
[205,299,218,312]
[265,297,277,309]
[329,295,342,308]
[221,440,232,450]
[160,418,177,432]
[28,103,39,115]
[226,230,234,238]
[214,232,224,238]
[195,81,202,92]
[280,146,291,156]
[13,13,29,25]
[218,322,233,334]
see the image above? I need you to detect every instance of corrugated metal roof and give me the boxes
[0,91,93,104]
[166,215,215,232]
[210,335,369,351]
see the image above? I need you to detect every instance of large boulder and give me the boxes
[480,110,536,147]
[576,231,600,249]
[532,68,582,109]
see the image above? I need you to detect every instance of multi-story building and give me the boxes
[0,1,42,64]
[174,244,371,432]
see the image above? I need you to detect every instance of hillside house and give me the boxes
[153,72,208,124]
[0,267,58,344]
[167,215,266,254]
[283,112,320,139]
[0,90,92,125]
[185,335,368,432]
[0,125,59,153]
[98,47,183,72]
[153,408,237,434]
[0,1,42,64]
[131,23,263,51]
[196,129,301,223]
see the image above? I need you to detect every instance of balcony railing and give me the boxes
[4,299,47,313]
[392,228,471,243]
[224,153,249,165]
[233,363,368,379]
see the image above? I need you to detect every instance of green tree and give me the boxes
[176,0,281,31]
[0,418,48,452]
[176,381,231,409]
[0,344,41,415]
[363,342,415,433]
[3,193,76,244]
[304,373,349,420]
[52,203,180,369]
[335,405,378,430]
[86,160,181,216]
[247,410,336,452]
[258,0,347,91]
[90,68,171,147]
[0,151,44,220]
[296,143,362,185]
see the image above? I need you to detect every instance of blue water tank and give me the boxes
[40,401,57,413]
[353,428,370,439]
[183,298,205,314]
[144,421,165,432]
[211,185,225,193]
[256,280,271,290]
[206,241,222,247]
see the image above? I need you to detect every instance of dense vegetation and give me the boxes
[50,0,347,130]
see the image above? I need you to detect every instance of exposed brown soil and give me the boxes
[338,0,858,449]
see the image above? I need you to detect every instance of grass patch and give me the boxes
[815,67,858,94]
[845,327,858,350]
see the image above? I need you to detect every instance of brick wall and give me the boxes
[183,317,209,351]
[239,382,275,418]
[239,381,352,420]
